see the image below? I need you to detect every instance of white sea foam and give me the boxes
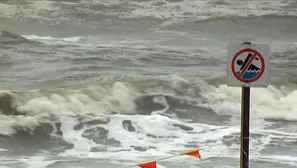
[51,112,296,167]
[198,83,297,121]
[3,72,297,167]
[23,35,84,44]
[0,76,295,137]
[0,0,294,25]
[0,1,295,168]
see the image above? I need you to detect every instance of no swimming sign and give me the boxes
[227,43,270,87]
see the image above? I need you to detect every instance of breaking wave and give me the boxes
[0,76,296,139]
[0,0,295,26]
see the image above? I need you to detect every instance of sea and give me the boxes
[0,0,296,168]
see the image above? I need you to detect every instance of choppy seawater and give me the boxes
[0,0,297,168]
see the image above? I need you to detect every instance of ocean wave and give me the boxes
[0,76,296,137]
[0,0,295,25]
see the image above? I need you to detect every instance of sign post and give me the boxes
[227,41,270,168]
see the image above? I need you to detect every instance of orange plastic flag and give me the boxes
[138,160,157,168]
[182,149,201,159]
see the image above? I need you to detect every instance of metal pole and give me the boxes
[240,86,250,168]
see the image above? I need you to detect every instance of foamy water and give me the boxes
[0,0,297,168]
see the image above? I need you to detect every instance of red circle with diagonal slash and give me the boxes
[231,48,265,83]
